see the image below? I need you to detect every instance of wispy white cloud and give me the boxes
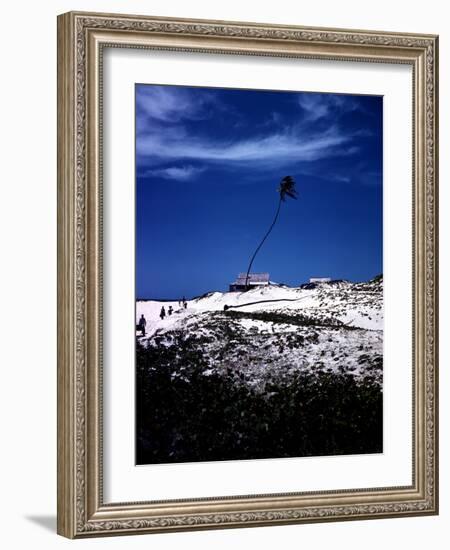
[297,93,362,122]
[137,86,206,123]
[141,165,206,181]
[137,125,356,168]
[136,85,236,125]
[333,175,352,184]
[136,87,370,175]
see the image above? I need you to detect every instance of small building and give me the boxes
[309,277,331,284]
[229,273,270,292]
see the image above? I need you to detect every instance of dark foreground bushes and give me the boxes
[136,337,382,464]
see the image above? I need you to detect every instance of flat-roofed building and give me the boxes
[309,277,331,284]
[229,273,270,292]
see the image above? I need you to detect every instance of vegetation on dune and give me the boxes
[136,336,383,465]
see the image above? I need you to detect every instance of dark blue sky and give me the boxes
[136,84,382,299]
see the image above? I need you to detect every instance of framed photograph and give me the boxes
[57,11,439,538]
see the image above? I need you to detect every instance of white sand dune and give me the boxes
[136,277,383,387]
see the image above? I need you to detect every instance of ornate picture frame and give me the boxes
[57,11,438,538]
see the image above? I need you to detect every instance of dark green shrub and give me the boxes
[136,337,382,464]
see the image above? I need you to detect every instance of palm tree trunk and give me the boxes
[245,196,282,289]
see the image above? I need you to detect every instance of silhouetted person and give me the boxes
[138,314,146,336]
[168,305,173,316]
[160,306,166,320]
[183,300,187,309]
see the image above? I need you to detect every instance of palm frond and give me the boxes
[278,175,298,201]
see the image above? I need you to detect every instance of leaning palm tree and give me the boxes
[244,175,298,290]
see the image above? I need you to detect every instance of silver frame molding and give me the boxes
[57,11,439,539]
